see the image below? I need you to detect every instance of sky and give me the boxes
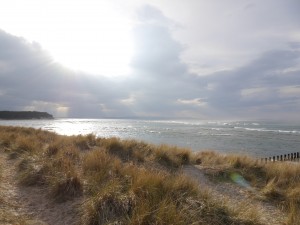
[0,0,300,120]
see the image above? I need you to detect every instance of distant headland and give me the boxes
[0,111,54,120]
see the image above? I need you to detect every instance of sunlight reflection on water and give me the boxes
[1,118,300,157]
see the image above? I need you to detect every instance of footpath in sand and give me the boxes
[0,152,82,225]
[182,165,287,225]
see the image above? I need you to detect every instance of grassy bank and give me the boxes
[196,151,300,224]
[0,126,298,224]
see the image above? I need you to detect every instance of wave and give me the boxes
[211,133,232,136]
[234,127,300,134]
[273,129,300,134]
[198,132,232,136]
[148,120,263,129]
[148,130,161,134]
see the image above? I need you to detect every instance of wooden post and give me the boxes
[273,156,276,162]
[288,154,290,160]
[277,156,279,161]
[284,154,286,161]
[280,155,283,161]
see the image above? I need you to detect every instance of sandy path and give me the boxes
[0,152,31,224]
[182,165,287,225]
[0,152,82,225]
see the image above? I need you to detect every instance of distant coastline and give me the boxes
[0,111,54,120]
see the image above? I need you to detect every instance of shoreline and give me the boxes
[1,119,299,158]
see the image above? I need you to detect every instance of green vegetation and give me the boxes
[0,126,298,224]
[0,111,53,119]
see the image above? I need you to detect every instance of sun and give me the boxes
[51,25,134,77]
[45,2,134,77]
[0,0,134,77]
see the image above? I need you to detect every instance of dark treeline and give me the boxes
[0,111,54,120]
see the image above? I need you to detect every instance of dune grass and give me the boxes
[196,151,300,224]
[0,125,296,224]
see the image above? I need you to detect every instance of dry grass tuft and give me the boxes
[70,134,96,151]
[260,178,285,201]
[154,144,191,168]
[50,173,83,202]
[46,141,61,156]
[101,137,134,161]
[82,192,135,225]
[18,163,49,186]
[83,148,116,173]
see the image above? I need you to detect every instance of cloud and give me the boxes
[131,5,185,79]
[161,0,300,76]
[0,29,134,118]
[197,48,300,119]
[0,3,300,121]
[126,5,210,118]
[177,98,207,107]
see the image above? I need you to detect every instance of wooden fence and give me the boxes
[261,152,300,162]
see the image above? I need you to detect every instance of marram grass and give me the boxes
[0,125,297,224]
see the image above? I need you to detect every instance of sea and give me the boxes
[0,119,299,158]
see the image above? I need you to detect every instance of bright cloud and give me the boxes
[0,0,134,76]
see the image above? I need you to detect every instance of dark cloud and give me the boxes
[197,49,300,119]
[0,29,133,118]
[127,5,207,117]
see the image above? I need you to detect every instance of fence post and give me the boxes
[264,153,300,163]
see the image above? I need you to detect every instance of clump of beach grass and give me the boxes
[153,144,192,168]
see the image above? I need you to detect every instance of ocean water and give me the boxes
[0,119,299,157]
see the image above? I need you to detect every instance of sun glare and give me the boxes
[49,10,134,77]
[46,2,134,77]
[0,0,134,77]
